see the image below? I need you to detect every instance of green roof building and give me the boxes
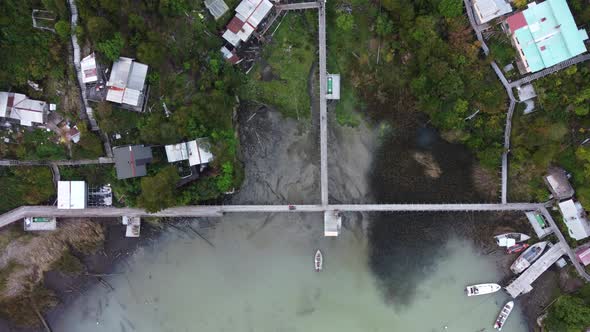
[505,0,588,73]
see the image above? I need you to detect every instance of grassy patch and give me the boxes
[0,167,55,214]
[241,12,317,118]
[334,87,362,127]
[0,261,21,294]
[51,252,84,275]
[0,285,57,328]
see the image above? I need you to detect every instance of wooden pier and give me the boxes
[505,242,566,298]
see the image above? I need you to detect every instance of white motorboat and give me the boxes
[314,249,323,272]
[510,241,548,274]
[494,301,514,331]
[494,233,530,247]
[465,283,502,296]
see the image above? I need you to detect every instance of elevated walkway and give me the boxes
[505,242,566,298]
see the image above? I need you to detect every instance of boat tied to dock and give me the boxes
[510,242,548,274]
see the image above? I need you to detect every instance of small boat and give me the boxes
[506,243,530,254]
[314,249,323,272]
[465,283,501,296]
[494,233,530,247]
[510,242,548,274]
[494,301,514,330]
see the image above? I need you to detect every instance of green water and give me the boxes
[54,213,527,332]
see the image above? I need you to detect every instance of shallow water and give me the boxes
[54,213,527,332]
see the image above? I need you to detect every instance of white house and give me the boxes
[57,181,87,210]
[0,92,47,127]
[81,53,98,84]
[222,0,273,47]
[165,138,214,167]
[558,199,590,240]
[472,0,512,24]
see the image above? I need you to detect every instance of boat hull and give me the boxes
[314,250,323,272]
[510,242,548,274]
[495,233,531,247]
[494,301,514,331]
[465,283,501,296]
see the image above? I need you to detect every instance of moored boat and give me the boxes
[494,301,514,331]
[494,233,530,247]
[465,283,501,296]
[314,249,323,272]
[510,242,548,274]
[506,243,530,254]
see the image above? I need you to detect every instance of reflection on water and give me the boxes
[55,214,526,332]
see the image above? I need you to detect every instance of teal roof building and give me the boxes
[505,0,588,73]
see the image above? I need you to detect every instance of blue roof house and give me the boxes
[505,0,589,73]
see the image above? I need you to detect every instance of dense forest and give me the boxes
[0,0,245,212]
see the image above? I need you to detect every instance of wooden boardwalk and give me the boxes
[505,242,566,298]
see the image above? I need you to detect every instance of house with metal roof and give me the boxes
[222,0,273,47]
[57,181,87,209]
[221,46,241,64]
[0,92,48,127]
[165,138,214,167]
[505,0,589,73]
[576,246,590,266]
[472,0,513,24]
[558,199,590,240]
[113,145,153,179]
[205,0,229,20]
[81,53,98,84]
[544,167,574,200]
[106,57,149,111]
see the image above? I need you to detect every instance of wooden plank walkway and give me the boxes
[505,242,566,298]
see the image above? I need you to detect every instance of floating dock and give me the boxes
[505,242,566,298]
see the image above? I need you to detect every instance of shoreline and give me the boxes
[0,108,561,331]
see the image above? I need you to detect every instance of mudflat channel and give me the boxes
[48,108,528,332]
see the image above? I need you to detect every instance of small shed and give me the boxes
[576,246,590,266]
[81,53,98,84]
[525,211,553,238]
[113,145,153,179]
[326,74,341,100]
[517,84,537,102]
[122,216,141,237]
[24,217,57,231]
[57,181,87,209]
[205,0,229,20]
[324,210,342,237]
[544,167,574,200]
[558,199,590,241]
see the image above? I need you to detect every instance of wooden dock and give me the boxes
[505,242,566,298]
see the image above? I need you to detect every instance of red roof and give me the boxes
[576,247,590,266]
[506,12,528,32]
[227,17,245,33]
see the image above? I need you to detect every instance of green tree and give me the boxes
[137,166,180,212]
[438,0,464,18]
[336,13,354,31]
[54,20,70,39]
[216,162,234,192]
[376,15,394,37]
[86,16,113,42]
[97,33,124,61]
[546,295,590,332]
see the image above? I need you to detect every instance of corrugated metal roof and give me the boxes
[205,0,229,19]
[81,53,98,83]
[558,199,590,240]
[57,181,87,209]
[0,92,46,126]
[106,58,148,107]
[113,145,153,179]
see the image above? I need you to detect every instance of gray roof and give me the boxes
[544,167,575,200]
[113,145,153,179]
[205,0,229,19]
